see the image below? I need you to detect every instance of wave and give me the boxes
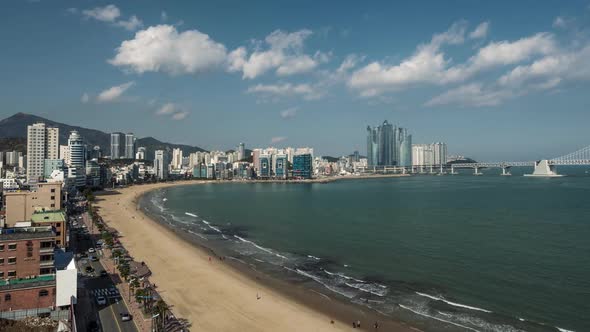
[416,292,492,313]
[399,304,480,332]
[202,220,222,233]
[307,255,321,261]
[557,328,575,332]
[345,282,387,297]
[322,269,364,283]
[288,268,355,299]
[185,212,198,218]
[234,235,288,260]
[186,229,207,240]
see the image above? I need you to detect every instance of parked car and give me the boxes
[96,296,106,305]
[85,266,94,274]
[90,256,99,262]
[88,248,95,253]
[120,313,132,322]
[100,270,108,277]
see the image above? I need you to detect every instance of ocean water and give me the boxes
[139,166,590,332]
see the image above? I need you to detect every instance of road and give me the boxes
[71,208,138,332]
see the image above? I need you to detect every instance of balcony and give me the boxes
[39,247,54,253]
[39,260,54,267]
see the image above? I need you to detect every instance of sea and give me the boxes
[139,166,590,332]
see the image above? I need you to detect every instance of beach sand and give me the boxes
[94,181,416,332]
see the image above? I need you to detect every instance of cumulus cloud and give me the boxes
[280,107,298,119]
[469,21,490,39]
[81,93,89,103]
[247,83,323,100]
[114,15,143,31]
[349,20,557,97]
[109,25,227,75]
[156,103,190,120]
[227,29,328,79]
[82,4,121,22]
[96,82,135,103]
[171,111,189,120]
[270,136,287,144]
[552,16,572,29]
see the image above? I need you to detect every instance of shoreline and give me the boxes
[94,179,418,332]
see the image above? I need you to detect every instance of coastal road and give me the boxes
[75,211,139,332]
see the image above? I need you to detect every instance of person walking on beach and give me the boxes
[374,321,379,330]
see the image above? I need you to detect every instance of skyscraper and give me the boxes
[293,153,313,179]
[136,146,147,160]
[124,133,136,159]
[68,130,87,187]
[110,132,125,159]
[171,148,183,169]
[366,121,411,166]
[238,143,245,161]
[154,150,168,180]
[26,123,59,182]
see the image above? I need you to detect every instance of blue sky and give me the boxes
[1,0,590,161]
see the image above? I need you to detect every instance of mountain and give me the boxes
[0,113,207,159]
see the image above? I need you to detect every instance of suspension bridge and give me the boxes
[359,145,590,177]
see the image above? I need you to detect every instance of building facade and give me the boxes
[154,150,168,180]
[124,133,135,159]
[68,131,86,188]
[3,182,63,227]
[110,132,125,159]
[26,123,59,183]
[293,154,312,179]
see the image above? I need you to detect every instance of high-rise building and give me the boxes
[258,154,271,178]
[154,150,168,180]
[412,143,447,166]
[293,154,313,179]
[396,128,412,167]
[136,146,146,160]
[274,154,288,179]
[59,145,70,165]
[366,121,412,166]
[238,143,246,161]
[124,133,136,159]
[110,132,125,159]
[26,123,59,182]
[68,131,87,187]
[171,148,183,169]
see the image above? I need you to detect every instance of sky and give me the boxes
[1,0,590,161]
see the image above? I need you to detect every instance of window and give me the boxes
[39,289,49,297]
[50,204,55,208]
[8,243,16,250]
[0,258,3,265]
[0,244,4,251]
[51,196,55,200]
[4,294,11,301]
[8,257,16,264]
[7,271,16,277]
[51,189,55,193]
[40,267,54,275]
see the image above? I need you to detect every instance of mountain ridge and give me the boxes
[0,113,207,159]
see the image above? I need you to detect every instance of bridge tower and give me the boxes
[524,160,564,177]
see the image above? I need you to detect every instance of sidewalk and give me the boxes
[82,212,151,332]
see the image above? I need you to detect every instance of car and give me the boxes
[85,266,94,274]
[96,296,106,305]
[79,252,88,258]
[90,256,99,262]
[120,313,132,322]
[100,270,108,277]
[87,321,99,332]
[88,248,95,253]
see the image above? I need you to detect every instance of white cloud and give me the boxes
[156,103,190,120]
[171,111,189,120]
[228,29,327,79]
[270,136,287,144]
[247,83,323,100]
[110,25,227,75]
[114,15,143,31]
[156,103,177,115]
[337,54,363,73]
[425,83,513,107]
[82,4,121,22]
[280,107,298,119]
[96,81,135,103]
[469,21,490,39]
[349,22,556,97]
[81,93,89,103]
[552,16,569,29]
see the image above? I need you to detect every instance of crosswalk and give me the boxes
[91,287,121,299]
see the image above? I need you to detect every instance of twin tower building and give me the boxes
[366,120,412,167]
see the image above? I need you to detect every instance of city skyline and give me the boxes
[1,1,590,161]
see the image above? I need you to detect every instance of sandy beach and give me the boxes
[94,180,416,332]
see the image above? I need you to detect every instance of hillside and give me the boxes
[0,113,206,160]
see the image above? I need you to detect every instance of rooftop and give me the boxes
[0,226,55,241]
[0,275,56,290]
[31,210,66,223]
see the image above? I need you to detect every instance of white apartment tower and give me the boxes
[26,123,59,182]
[171,148,183,169]
[154,150,168,180]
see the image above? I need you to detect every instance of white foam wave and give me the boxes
[399,304,480,332]
[416,292,492,313]
[345,282,387,297]
[233,235,288,260]
[201,220,222,233]
[557,328,575,332]
[187,230,207,240]
[292,268,355,299]
[322,269,364,283]
[307,255,321,261]
[185,212,198,218]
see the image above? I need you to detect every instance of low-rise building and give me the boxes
[3,182,63,227]
[31,211,67,248]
